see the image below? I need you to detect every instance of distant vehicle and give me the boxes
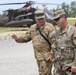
[0,1,57,27]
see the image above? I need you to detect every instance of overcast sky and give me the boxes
[0,0,75,14]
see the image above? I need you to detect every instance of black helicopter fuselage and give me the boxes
[0,7,36,27]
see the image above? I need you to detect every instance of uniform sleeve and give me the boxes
[16,28,31,43]
[49,25,56,48]
[72,27,76,66]
[72,27,76,46]
[49,26,56,56]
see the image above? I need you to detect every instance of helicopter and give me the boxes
[0,1,59,27]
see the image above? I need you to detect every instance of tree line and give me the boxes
[52,1,76,17]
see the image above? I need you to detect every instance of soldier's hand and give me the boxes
[11,34,19,40]
[46,56,52,61]
[71,65,76,73]
[44,52,52,62]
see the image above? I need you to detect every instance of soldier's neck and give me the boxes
[61,22,68,31]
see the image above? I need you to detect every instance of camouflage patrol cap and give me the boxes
[35,9,45,19]
[53,9,65,19]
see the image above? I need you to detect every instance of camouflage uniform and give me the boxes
[53,25,76,75]
[52,9,76,75]
[16,22,55,75]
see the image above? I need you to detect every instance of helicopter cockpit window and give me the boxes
[35,13,44,17]
[4,11,8,16]
[45,11,53,19]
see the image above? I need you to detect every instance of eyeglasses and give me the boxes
[54,17,61,22]
[54,15,63,22]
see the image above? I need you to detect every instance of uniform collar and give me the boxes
[60,25,69,35]
[36,22,46,30]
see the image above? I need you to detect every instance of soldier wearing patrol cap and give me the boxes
[35,9,45,19]
[52,9,76,75]
[12,9,56,75]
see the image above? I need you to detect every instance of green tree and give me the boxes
[61,2,70,17]
[70,1,76,17]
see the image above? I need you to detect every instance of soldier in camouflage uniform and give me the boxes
[52,9,76,75]
[12,9,56,75]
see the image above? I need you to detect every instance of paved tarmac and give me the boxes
[0,31,54,75]
[0,40,39,75]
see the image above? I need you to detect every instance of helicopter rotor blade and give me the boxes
[0,1,35,5]
[0,1,61,6]
[32,2,61,6]
[0,2,26,5]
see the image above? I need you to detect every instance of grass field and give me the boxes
[67,18,76,25]
[0,27,29,32]
[0,18,76,32]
